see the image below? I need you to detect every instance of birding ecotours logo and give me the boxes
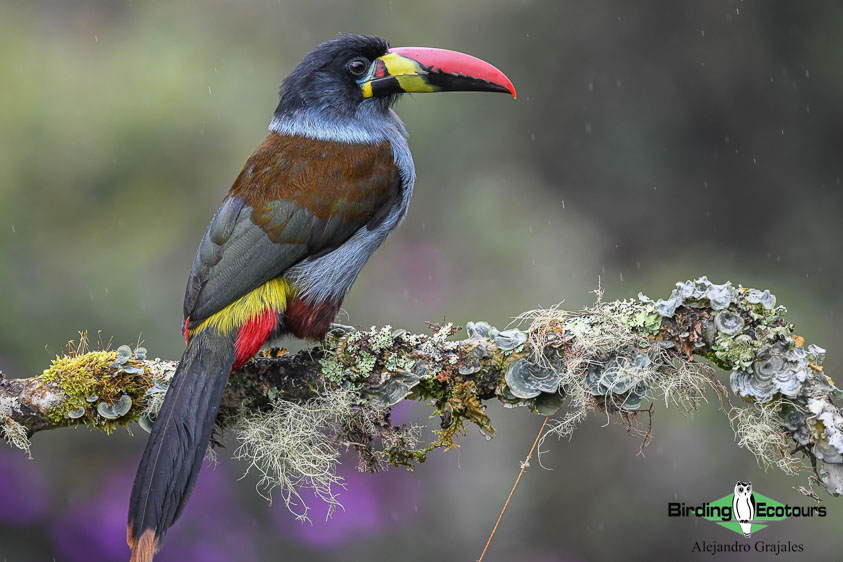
[668,480,826,537]
[732,481,756,537]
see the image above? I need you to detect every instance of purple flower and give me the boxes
[274,461,419,549]
[49,456,257,562]
[0,450,50,526]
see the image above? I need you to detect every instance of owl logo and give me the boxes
[732,481,756,537]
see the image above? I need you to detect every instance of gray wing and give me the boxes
[183,196,312,328]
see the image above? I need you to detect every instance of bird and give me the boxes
[126,34,515,561]
[732,480,756,537]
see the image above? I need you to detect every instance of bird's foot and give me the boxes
[261,346,288,358]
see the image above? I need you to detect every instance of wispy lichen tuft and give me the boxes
[232,389,356,522]
[730,401,801,475]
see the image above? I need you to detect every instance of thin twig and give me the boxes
[477,416,549,562]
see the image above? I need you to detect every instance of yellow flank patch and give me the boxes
[191,278,295,336]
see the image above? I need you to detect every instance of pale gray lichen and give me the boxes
[362,367,423,410]
[138,373,172,433]
[819,463,843,496]
[730,401,800,475]
[466,321,492,340]
[67,407,85,419]
[232,389,355,522]
[654,276,736,317]
[714,310,744,335]
[807,398,843,465]
[505,359,560,399]
[113,345,132,366]
[783,409,812,446]
[490,328,528,351]
[746,289,777,310]
[1,396,32,458]
[730,342,811,402]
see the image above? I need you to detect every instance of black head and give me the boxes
[275,34,392,118]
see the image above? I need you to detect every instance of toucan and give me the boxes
[127,33,515,561]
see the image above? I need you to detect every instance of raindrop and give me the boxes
[585,122,592,134]
[208,86,212,95]
[10,225,14,233]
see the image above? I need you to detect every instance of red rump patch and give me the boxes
[285,298,342,341]
[233,308,278,370]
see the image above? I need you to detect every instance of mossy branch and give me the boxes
[2,277,842,509]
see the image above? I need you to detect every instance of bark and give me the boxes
[1,278,841,496]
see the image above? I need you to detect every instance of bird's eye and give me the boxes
[347,58,369,76]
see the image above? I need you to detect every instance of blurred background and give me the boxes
[1,0,841,560]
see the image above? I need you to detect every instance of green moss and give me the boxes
[319,355,349,386]
[408,376,448,403]
[709,333,761,371]
[37,348,150,432]
[383,442,436,469]
[622,301,663,335]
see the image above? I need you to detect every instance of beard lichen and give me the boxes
[232,388,356,522]
[510,297,722,453]
[0,395,31,458]
[730,400,801,475]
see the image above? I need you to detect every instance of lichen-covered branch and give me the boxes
[1,277,841,510]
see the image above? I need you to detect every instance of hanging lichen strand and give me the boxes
[1,277,840,505]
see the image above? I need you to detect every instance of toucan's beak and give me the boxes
[361,47,516,99]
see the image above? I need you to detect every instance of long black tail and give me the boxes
[127,330,235,562]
